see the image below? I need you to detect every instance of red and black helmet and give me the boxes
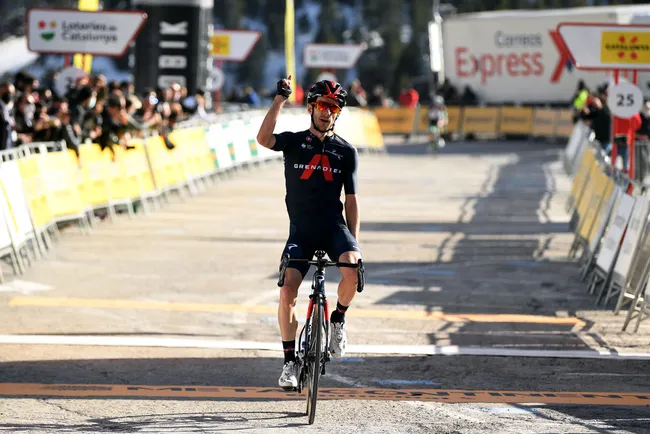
[307,80,348,108]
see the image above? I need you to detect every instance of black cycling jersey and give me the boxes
[272,129,358,222]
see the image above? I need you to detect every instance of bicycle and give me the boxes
[277,249,365,425]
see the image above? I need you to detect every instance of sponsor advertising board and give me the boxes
[441,10,621,103]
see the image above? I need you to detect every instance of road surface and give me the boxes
[0,136,649,433]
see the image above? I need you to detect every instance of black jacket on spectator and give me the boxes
[0,101,14,150]
[55,123,81,157]
[585,105,611,147]
[98,110,128,156]
[638,112,650,137]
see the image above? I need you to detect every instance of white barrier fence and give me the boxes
[563,121,650,332]
[0,107,385,283]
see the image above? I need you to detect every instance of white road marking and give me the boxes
[0,280,53,294]
[327,373,370,388]
[1,334,650,360]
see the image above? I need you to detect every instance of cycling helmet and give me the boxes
[307,80,348,108]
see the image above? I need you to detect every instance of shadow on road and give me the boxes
[1,356,650,432]
[358,140,611,348]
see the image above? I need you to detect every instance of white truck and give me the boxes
[438,5,650,104]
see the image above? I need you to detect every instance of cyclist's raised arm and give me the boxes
[257,75,292,149]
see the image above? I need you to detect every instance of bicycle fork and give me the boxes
[305,274,330,368]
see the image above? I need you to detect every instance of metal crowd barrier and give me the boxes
[563,122,650,332]
[372,104,575,140]
[0,107,385,283]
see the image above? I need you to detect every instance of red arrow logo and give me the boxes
[300,154,334,181]
[549,30,571,83]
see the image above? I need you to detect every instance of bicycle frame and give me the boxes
[277,250,364,423]
[305,264,329,327]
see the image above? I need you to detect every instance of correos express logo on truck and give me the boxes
[454,30,569,84]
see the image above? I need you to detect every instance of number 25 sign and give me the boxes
[607,81,644,119]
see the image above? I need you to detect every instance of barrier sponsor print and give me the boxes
[532,108,557,137]
[373,107,416,135]
[555,109,574,138]
[562,118,650,331]
[0,107,385,280]
[596,193,635,274]
[499,107,534,135]
[460,107,500,135]
[612,196,649,284]
[375,105,575,138]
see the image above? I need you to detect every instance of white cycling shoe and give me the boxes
[329,321,347,358]
[278,361,298,390]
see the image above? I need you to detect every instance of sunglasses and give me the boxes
[313,101,341,114]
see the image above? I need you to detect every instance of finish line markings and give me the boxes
[0,383,648,406]
[1,334,650,360]
[7,296,586,326]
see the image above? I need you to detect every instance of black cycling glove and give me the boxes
[276,79,292,99]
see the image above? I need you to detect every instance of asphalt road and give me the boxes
[0,135,649,433]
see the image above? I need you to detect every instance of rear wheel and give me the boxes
[305,300,324,425]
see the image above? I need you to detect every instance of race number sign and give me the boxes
[606,81,644,119]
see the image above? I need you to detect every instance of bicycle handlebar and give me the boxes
[277,254,365,293]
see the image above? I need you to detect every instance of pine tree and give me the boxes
[265,1,287,50]
[214,0,244,28]
[315,0,343,44]
[244,0,266,17]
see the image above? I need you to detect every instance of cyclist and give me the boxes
[256,76,362,390]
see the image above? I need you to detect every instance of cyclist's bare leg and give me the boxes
[278,268,303,341]
[337,251,362,306]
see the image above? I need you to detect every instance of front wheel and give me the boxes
[305,300,324,424]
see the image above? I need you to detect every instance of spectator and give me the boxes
[437,77,458,105]
[243,86,261,107]
[346,79,367,107]
[53,103,81,161]
[572,80,590,123]
[0,68,216,158]
[98,94,129,158]
[583,94,611,153]
[637,101,650,139]
[460,85,478,106]
[398,86,419,108]
[0,82,16,150]
[193,89,211,122]
[612,109,642,173]
[294,84,304,105]
[70,86,96,132]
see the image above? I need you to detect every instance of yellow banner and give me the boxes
[532,108,557,137]
[601,31,650,65]
[462,107,499,134]
[73,0,99,73]
[499,106,534,135]
[210,35,230,56]
[285,0,296,103]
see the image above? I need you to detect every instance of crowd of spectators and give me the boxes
[0,71,213,160]
[575,79,650,180]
